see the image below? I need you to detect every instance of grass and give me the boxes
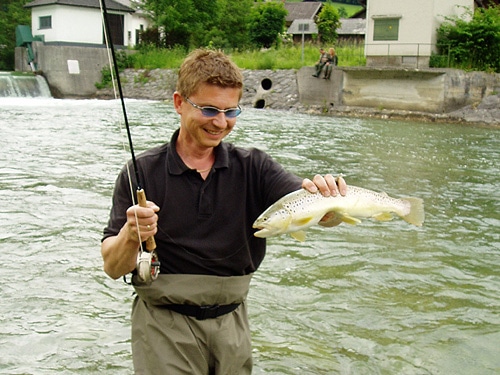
[130,47,187,70]
[129,43,366,71]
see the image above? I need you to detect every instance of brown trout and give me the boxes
[253,186,424,241]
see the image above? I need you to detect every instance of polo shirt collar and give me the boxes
[167,128,229,175]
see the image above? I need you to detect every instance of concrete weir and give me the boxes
[15,43,500,124]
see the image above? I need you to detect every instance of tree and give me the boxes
[249,2,287,49]
[316,2,341,45]
[0,0,31,71]
[139,0,194,48]
[436,5,500,72]
[139,0,253,50]
[204,0,253,49]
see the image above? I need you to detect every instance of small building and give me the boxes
[337,18,366,45]
[24,0,148,47]
[365,0,474,68]
[284,1,323,43]
[287,19,318,44]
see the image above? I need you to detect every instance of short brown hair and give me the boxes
[176,49,243,99]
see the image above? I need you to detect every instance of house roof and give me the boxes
[338,18,366,36]
[25,0,134,12]
[284,2,323,23]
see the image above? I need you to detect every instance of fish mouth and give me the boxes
[252,224,275,238]
[253,227,271,238]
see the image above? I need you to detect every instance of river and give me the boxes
[0,97,498,374]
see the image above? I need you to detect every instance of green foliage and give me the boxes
[95,66,112,89]
[95,50,134,89]
[139,0,253,50]
[248,2,287,49]
[130,46,187,69]
[316,2,341,45]
[0,0,31,70]
[436,6,500,72]
[124,43,365,71]
[232,43,365,69]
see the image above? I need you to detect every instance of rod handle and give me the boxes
[137,188,157,251]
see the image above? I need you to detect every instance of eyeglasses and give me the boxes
[185,97,242,118]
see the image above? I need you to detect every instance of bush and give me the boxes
[436,6,500,72]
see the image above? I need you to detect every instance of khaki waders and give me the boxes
[132,274,253,375]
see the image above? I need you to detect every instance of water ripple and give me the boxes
[0,99,498,374]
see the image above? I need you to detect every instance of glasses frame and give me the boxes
[184,97,242,118]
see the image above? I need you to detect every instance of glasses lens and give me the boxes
[225,108,242,118]
[200,107,220,117]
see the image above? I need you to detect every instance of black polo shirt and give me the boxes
[103,129,302,276]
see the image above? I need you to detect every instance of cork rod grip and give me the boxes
[136,188,157,251]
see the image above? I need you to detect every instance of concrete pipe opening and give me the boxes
[261,78,272,91]
[254,99,266,109]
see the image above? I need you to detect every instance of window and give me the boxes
[298,23,310,32]
[39,16,52,30]
[373,18,399,41]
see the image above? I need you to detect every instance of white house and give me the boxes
[114,0,151,46]
[25,0,150,47]
[365,0,474,68]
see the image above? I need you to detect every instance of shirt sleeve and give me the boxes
[102,164,133,241]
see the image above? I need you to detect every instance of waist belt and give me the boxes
[163,303,240,320]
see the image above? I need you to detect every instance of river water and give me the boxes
[0,97,498,374]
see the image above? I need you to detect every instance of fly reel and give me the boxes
[136,250,160,285]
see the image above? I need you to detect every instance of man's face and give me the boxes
[174,83,241,150]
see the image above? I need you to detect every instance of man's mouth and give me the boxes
[205,128,222,136]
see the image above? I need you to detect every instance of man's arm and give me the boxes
[101,202,159,279]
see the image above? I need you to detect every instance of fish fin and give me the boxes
[318,211,343,227]
[372,212,393,222]
[340,214,362,225]
[291,231,306,242]
[401,197,425,226]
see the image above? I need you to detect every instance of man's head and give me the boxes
[176,49,243,100]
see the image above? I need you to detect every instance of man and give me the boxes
[312,47,328,77]
[101,49,346,374]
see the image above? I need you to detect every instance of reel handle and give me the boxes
[136,188,157,251]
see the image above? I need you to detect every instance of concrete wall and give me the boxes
[297,67,343,107]
[16,42,111,97]
[298,66,500,113]
[342,68,446,112]
[15,44,500,112]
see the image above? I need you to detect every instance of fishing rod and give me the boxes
[99,0,159,284]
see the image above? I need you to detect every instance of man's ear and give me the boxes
[173,91,183,115]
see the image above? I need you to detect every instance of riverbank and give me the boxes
[94,68,500,127]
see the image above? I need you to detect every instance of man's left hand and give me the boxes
[302,174,347,197]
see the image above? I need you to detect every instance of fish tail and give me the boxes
[401,197,425,226]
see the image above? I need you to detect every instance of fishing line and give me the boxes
[99,0,159,283]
